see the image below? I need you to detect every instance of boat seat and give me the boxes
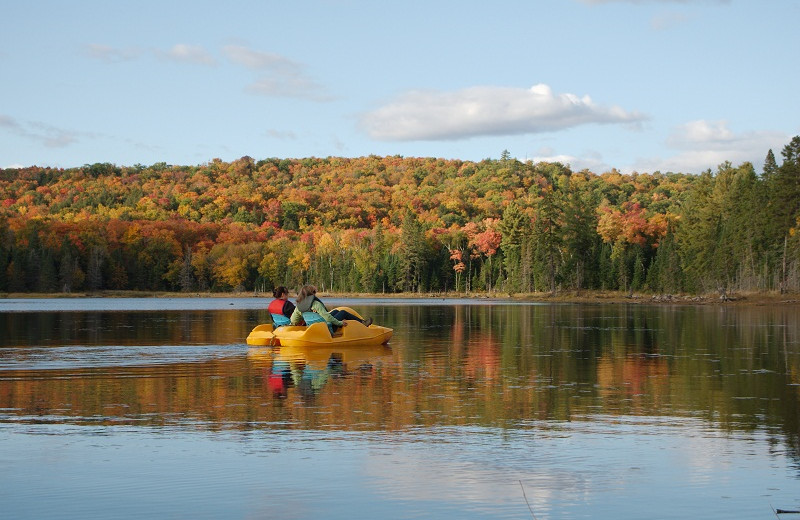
[271,313,291,328]
[302,312,335,335]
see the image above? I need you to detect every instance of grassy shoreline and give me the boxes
[2,289,799,306]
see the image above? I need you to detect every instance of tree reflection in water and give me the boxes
[0,302,797,458]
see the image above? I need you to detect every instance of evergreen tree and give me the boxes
[399,211,426,292]
[598,242,615,290]
[763,149,778,178]
[87,246,105,291]
[24,248,40,293]
[499,201,528,293]
[774,137,800,234]
[646,228,681,294]
[676,170,717,293]
[631,248,645,291]
[7,252,26,292]
[772,136,800,292]
[560,174,599,293]
[0,244,7,292]
[37,249,59,293]
[726,163,766,290]
[530,171,563,294]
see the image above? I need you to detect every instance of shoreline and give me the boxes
[2,290,799,306]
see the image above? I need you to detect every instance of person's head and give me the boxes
[298,284,317,300]
[272,286,289,299]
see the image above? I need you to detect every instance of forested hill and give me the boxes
[1,137,799,296]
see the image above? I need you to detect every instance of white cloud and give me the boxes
[633,120,789,173]
[160,44,216,65]
[361,84,646,141]
[245,76,328,100]
[85,43,142,63]
[531,149,613,173]
[34,126,79,148]
[223,44,330,101]
[0,115,22,131]
[265,129,297,140]
[579,0,729,4]
[531,152,580,166]
[86,42,331,100]
[650,12,689,30]
[578,0,726,31]
[666,120,735,148]
[223,45,300,73]
[88,43,215,65]
[0,114,82,148]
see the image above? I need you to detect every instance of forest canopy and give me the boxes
[1,137,799,296]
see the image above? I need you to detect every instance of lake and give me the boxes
[1,297,798,519]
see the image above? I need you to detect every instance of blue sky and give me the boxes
[2,0,798,174]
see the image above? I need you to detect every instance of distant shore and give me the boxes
[2,290,799,306]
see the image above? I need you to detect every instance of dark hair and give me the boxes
[272,286,288,298]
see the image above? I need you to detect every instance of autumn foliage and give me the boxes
[1,140,799,295]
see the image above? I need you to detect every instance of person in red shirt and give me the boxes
[267,286,296,326]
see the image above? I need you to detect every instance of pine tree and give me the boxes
[763,149,778,178]
[774,137,800,234]
[0,243,7,292]
[598,242,615,290]
[7,254,26,292]
[646,228,681,294]
[399,211,426,292]
[530,177,563,294]
[87,246,105,291]
[773,136,800,292]
[560,175,599,293]
[676,170,716,293]
[499,201,528,293]
[631,248,645,291]
[37,249,59,293]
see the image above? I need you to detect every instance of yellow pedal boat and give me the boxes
[246,306,393,347]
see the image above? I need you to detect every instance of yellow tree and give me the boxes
[210,244,248,290]
[314,231,337,292]
[258,251,279,293]
[287,240,311,286]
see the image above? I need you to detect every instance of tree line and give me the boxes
[1,137,799,296]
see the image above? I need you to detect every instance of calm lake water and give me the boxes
[1,297,798,519]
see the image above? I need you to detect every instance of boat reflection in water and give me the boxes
[248,344,393,399]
